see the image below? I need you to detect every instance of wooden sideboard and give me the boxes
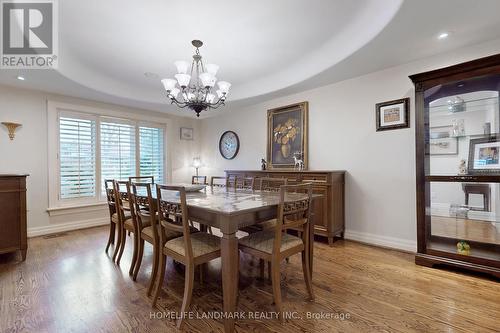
[225,170,345,245]
[0,174,28,260]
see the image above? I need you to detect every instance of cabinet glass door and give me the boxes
[425,74,500,264]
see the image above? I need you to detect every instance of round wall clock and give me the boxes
[219,130,240,160]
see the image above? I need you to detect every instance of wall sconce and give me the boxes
[192,157,202,176]
[2,122,22,140]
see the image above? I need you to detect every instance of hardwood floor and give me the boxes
[1,226,499,333]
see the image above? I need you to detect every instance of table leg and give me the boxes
[221,232,238,333]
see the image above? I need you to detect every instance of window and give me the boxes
[59,116,96,199]
[55,110,166,205]
[100,120,136,188]
[139,126,164,183]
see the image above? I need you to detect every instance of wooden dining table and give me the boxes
[133,185,317,333]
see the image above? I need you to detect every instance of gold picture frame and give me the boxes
[267,101,308,170]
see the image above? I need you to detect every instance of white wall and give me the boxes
[0,85,199,235]
[199,39,500,252]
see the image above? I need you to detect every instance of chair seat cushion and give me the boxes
[111,212,131,224]
[164,232,220,257]
[239,231,303,254]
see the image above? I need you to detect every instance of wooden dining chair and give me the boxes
[210,176,226,187]
[152,185,221,329]
[111,180,133,263]
[104,179,117,254]
[129,176,155,184]
[114,180,149,268]
[240,177,288,277]
[128,183,183,296]
[239,183,314,320]
[227,176,254,190]
[226,174,237,188]
[192,175,207,185]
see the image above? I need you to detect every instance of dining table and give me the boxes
[132,185,318,333]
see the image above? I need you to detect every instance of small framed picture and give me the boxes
[180,127,194,140]
[376,98,410,131]
[468,135,500,174]
[429,125,458,155]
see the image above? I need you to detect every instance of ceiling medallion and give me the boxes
[161,40,231,117]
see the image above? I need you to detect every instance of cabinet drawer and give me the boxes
[0,178,22,191]
[301,174,328,183]
[270,173,299,183]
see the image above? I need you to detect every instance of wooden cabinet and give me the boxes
[225,170,345,245]
[410,54,500,278]
[0,175,28,260]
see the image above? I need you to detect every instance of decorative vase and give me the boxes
[281,144,291,158]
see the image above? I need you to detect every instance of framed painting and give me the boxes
[375,98,410,131]
[267,101,308,170]
[180,127,193,140]
[429,125,458,155]
[468,135,500,174]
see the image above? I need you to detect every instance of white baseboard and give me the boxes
[28,218,109,238]
[344,229,417,253]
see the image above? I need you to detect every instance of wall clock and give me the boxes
[219,131,240,160]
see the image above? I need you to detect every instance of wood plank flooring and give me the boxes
[1,226,499,333]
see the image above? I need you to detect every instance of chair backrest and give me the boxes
[192,176,207,185]
[113,180,130,223]
[156,185,194,259]
[272,183,313,254]
[258,177,288,192]
[226,175,237,188]
[239,177,255,190]
[210,176,226,187]
[104,179,116,212]
[228,176,254,190]
[130,182,157,237]
[129,176,155,184]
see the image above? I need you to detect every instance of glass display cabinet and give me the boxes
[410,54,500,278]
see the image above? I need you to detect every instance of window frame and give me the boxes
[48,101,169,209]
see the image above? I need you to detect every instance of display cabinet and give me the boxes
[410,54,500,278]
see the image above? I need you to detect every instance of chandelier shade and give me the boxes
[161,40,230,117]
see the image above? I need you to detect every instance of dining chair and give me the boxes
[241,177,288,233]
[104,179,117,254]
[113,180,144,266]
[238,183,314,320]
[152,185,221,329]
[129,176,155,184]
[227,176,254,190]
[226,174,237,188]
[210,176,226,187]
[128,183,187,296]
[192,175,207,185]
[240,177,288,278]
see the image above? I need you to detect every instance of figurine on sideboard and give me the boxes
[261,158,267,170]
[458,159,467,175]
[293,151,304,171]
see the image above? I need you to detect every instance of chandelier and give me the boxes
[161,40,231,117]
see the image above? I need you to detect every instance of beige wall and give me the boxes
[0,85,198,235]
[198,39,500,251]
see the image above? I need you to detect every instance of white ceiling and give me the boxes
[2,0,500,118]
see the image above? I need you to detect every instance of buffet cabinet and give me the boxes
[0,175,28,260]
[410,54,500,278]
[225,170,345,245]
